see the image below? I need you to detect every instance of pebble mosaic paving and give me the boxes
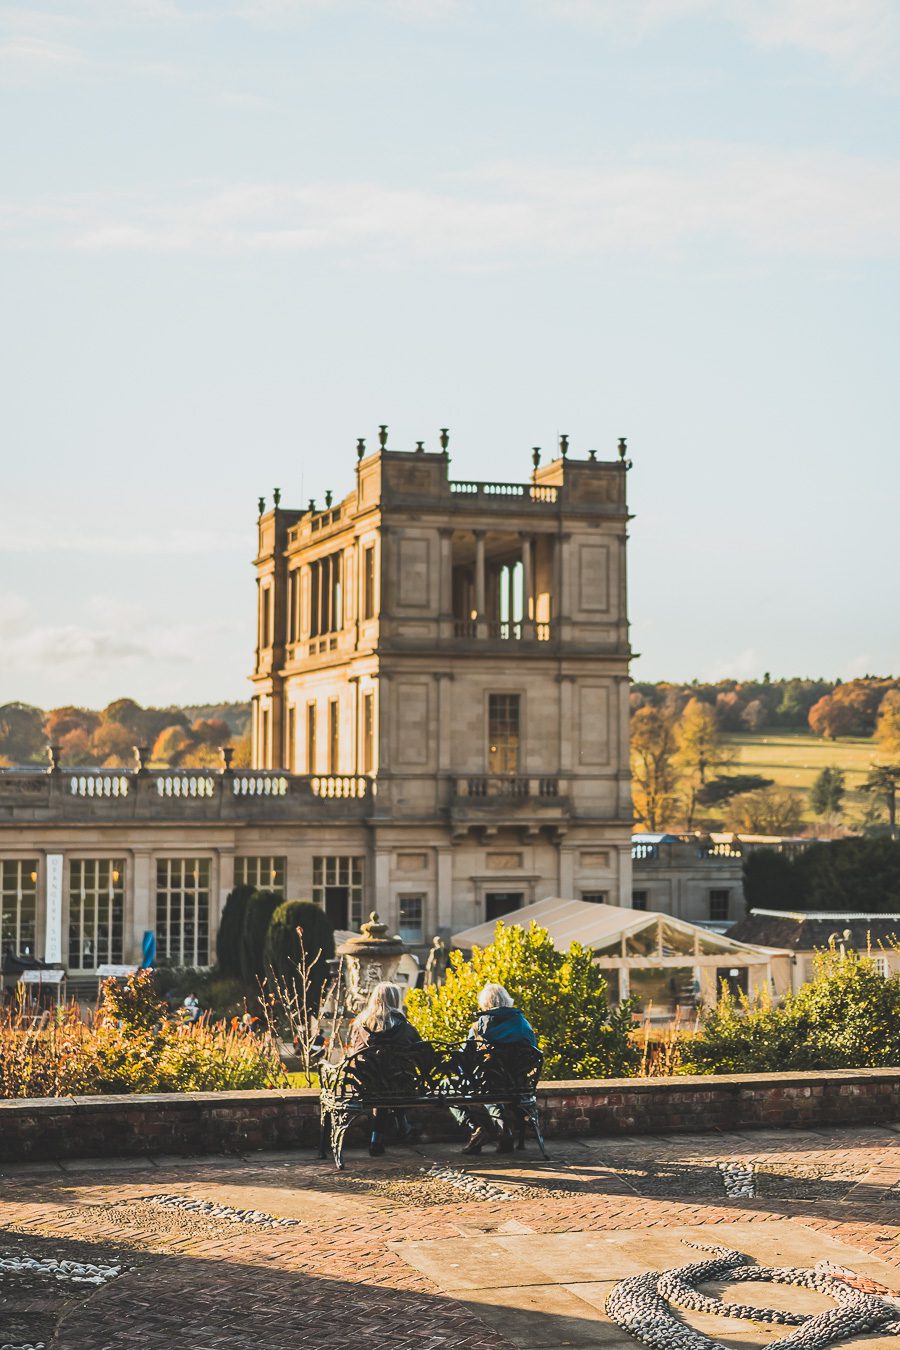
[5,1127,900,1347]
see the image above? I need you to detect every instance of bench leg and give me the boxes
[331,1110,352,1170]
[516,1109,526,1151]
[525,1103,549,1160]
[319,1109,331,1160]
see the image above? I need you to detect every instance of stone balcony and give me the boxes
[0,767,373,823]
[450,774,569,832]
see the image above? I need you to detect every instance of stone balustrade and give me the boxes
[0,767,372,822]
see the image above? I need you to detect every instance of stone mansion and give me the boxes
[0,432,638,978]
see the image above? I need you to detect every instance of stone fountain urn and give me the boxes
[335,911,408,1014]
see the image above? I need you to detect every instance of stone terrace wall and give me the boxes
[2,1069,899,1163]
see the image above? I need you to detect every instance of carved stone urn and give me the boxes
[335,911,408,1012]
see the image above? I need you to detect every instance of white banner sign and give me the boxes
[21,969,64,985]
[97,964,137,978]
[44,854,63,964]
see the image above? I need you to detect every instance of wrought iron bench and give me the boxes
[319,1039,548,1169]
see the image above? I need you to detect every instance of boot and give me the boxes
[461,1125,494,1155]
[369,1131,385,1157]
[496,1124,515,1154]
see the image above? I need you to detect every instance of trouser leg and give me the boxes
[450,1104,476,1132]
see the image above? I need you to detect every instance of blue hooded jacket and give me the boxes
[470,1005,537,1048]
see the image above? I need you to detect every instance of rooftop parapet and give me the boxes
[257,429,631,552]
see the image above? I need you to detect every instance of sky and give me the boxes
[1,0,898,710]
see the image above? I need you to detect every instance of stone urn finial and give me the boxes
[379,424,389,449]
[357,437,366,460]
[361,911,388,940]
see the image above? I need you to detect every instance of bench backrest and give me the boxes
[322,1039,543,1102]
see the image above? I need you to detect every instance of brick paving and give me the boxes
[5,1126,900,1347]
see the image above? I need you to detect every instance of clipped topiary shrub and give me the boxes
[216,883,255,978]
[239,889,280,989]
[264,900,335,1012]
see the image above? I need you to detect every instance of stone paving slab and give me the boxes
[394,1222,900,1348]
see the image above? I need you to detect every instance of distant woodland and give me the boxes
[0,699,252,770]
[0,676,898,836]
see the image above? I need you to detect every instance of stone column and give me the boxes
[374,848,391,921]
[438,527,454,638]
[436,847,454,935]
[217,848,235,937]
[130,849,153,966]
[349,676,360,773]
[558,844,575,899]
[437,672,453,778]
[474,530,486,637]
[558,674,575,775]
[521,533,534,637]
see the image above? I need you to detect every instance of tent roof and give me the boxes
[452,897,785,956]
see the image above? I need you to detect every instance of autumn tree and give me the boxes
[809,680,896,740]
[876,691,900,759]
[91,721,135,766]
[44,706,100,743]
[862,765,900,840]
[192,718,231,749]
[630,705,679,830]
[101,698,146,736]
[725,787,803,836]
[675,698,734,828]
[0,703,46,764]
[58,728,94,765]
[152,725,196,767]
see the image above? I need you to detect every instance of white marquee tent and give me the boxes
[452,897,791,1014]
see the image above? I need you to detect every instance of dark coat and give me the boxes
[350,1010,422,1052]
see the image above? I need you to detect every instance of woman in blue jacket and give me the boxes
[455,983,537,1155]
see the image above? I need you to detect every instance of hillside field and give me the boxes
[724,730,877,826]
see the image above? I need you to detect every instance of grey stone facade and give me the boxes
[0,436,635,972]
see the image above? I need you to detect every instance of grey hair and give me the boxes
[478,983,513,1011]
[354,982,402,1033]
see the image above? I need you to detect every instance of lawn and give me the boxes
[723,730,878,825]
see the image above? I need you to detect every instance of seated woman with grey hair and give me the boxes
[453,983,537,1156]
[348,982,423,1157]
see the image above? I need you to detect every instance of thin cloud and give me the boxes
[547,0,900,81]
[0,528,246,556]
[2,146,899,262]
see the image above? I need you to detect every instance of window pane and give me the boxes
[155,858,210,966]
[0,860,38,955]
[399,895,424,944]
[709,889,731,922]
[68,858,125,969]
[487,693,520,774]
